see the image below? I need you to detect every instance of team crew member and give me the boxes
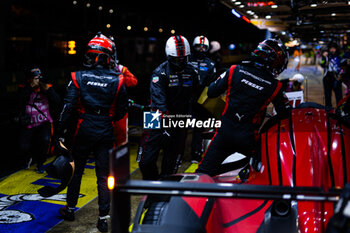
[18,67,61,173]
[57,33,127,232]
[138,35,198,180]
[196,39,291,176]
[189,35,216,163]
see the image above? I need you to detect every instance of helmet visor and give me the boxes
[194,44,208,52]
[168,56,189,70]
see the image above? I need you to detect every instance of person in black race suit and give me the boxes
[196,39,291,176]
[137,35,198,180]
[57,33,127,232]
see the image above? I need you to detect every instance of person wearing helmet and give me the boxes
[189,36,216,163]
[196,38,291,176]
[56,33,128,232]
[17,66,61,173]
[137,35,198,180]
[286,73,304,92]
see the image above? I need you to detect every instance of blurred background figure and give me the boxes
[285,73,304,92]
[17,66,60,173]
[209,41,224,74]
[339,58,350,95]
[320,42,342,108]
[293,46,302,71]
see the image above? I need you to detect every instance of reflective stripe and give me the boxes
[222,65,237,115]
[71,72,79,89]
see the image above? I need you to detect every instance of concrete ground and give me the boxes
[48,64,343,233]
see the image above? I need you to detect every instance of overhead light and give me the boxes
[235,1,241,5]
[171,29,175,34]
[320,30,325,33]
[144,27,149,32]
[86,3,91,7]
[348,1,350,5]
[98,6,103,11]
[239,4,244,8]
[159,28,163,33]
[271,5,278,8]
[127,25,132,30]
[231,9,241,18]
[109,9,114,14]
[310,4,317,7]
[231,0,236,2]
[265,15,272,19]
[331,13,336,16]
[253,15,258,19]
[106,24,111,28]
[72,1,77,5]
[281,31,286,35]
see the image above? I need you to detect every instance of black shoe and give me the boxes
[97,215,110,232]
[59,206,75,221]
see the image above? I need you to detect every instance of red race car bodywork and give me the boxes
[126,106,350,233]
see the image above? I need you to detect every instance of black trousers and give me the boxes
[196,126,254,176]
[138,128,186,180]
[66,126,113,217]
[323,72,342,108]
[19,121,51,167]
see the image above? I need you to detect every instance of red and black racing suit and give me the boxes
[196,64,291,176]
[138,61,198,180]
[58,67,127,216]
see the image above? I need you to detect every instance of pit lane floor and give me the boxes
[0,65,339,232]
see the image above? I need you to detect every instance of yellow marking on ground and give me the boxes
[185,163,198,173]
[129,143,139,173]
[0,143,141,208]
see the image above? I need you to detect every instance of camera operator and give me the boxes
[17,66,61,173]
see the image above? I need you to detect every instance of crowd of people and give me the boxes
[15,31,350,232]
[290,43,350,109]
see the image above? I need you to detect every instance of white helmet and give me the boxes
[193,35,209,52]
[165,35,190,71]
[165,35,191,57]
[291,73,304,83]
